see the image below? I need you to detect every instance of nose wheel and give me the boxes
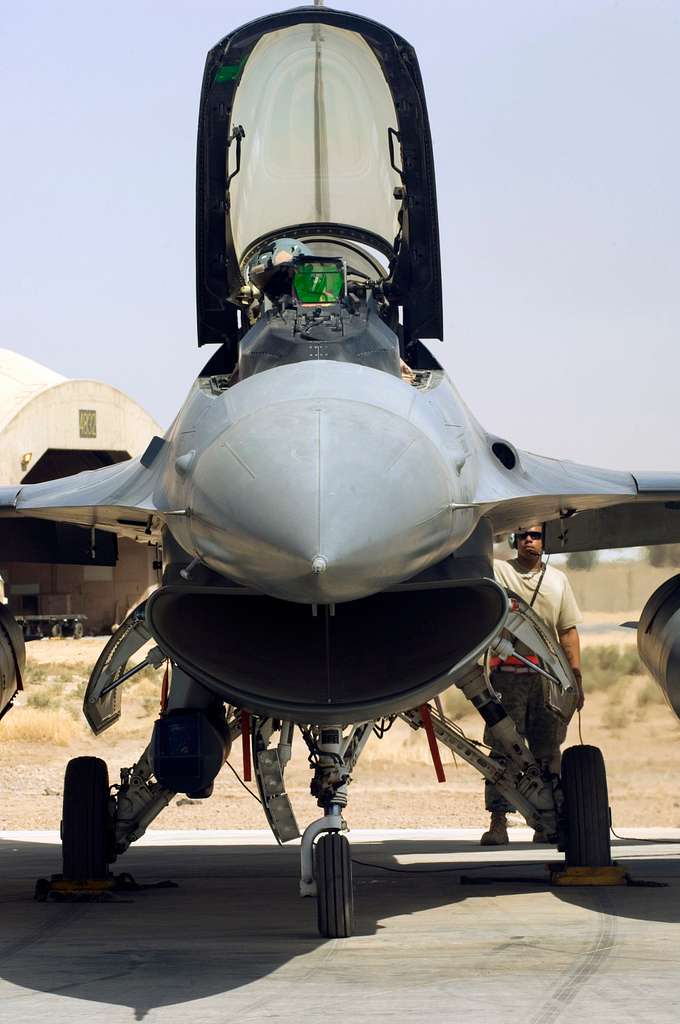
[299,723,371,937]
[315,832,354,938]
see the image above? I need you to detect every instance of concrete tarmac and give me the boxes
[0,828,679,1023]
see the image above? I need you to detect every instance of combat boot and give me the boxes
[480,812,509,846]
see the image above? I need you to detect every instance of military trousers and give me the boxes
[484,670,568,814]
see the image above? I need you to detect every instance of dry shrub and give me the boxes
[26,659,84,679]
[27,691,53,709]
[23,663,49,684]
[129,672,161,699]
[601,704,628,732]
[0,707,75,745]
[636,680,666,708]
[57,660,89,675]
[581,645,645,691]
[72,677,89,699]
[136,665,161,684]
[54,670,87,689]
[26,680,70,709]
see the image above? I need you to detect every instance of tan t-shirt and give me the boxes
[493,558,582,646]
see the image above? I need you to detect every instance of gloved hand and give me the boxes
[399,358,415,383]
[572,667,584,711]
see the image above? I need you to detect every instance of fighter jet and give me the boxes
[2,6,680,936]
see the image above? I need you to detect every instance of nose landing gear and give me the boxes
[315,825,354,938]
[299,723,372,938]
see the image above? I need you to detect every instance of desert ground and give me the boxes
[1,611,679,832]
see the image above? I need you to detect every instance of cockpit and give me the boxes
[195,9,443,380]
[235,235,402,381]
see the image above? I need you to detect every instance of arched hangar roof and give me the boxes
[0,349,162,485]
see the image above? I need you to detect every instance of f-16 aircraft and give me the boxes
[2,6,680,937]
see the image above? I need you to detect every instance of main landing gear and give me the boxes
[561,744,611,867]
[61,756,114,882]
[402,676,612,868]
[58,647,611,933]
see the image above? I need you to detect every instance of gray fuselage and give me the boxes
[161,359,486,604]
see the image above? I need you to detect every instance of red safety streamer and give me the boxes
[241,710,252,781]
[159,663,169,716]
[419,703,446,783]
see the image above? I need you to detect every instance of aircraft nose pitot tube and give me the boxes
[185,390,462,603]
[638,573,680,718]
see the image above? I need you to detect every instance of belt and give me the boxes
[493,666,536,675]
[489,655,540,669]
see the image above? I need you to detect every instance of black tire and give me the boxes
[316,832,353,938]
[561,744,611,867]
[61,756,112,881]
[51,623,63,639]
[73,621,84,640]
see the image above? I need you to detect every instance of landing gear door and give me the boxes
[83,604,154,735]
[498,592,579,723]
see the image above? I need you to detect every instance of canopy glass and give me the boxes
[229,23,402,265]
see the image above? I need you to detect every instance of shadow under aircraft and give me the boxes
[0,836,679,1018]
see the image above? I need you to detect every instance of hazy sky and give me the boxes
[2,1,679,471]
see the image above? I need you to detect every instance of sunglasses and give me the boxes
[517,530,543,541]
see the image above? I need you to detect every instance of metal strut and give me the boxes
[112,747,176,856]
[299,722,371,897]
[401,681,558,837]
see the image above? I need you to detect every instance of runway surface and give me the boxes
[0,828,679,1023]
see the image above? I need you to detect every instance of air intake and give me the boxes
[146,580,507,724]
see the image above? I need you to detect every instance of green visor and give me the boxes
[292,258,346,305]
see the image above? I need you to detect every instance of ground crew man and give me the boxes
[481,524,584,845]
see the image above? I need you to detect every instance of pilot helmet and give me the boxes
[247,238,313,298]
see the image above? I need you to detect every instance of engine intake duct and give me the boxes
[145,580,507,724]
[0,605,25,720]
[638,573,680,718]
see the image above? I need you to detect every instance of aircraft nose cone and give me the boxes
[188,397,455,602]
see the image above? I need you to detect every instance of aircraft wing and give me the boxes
[478,450,680,552]
[0,454,172,546]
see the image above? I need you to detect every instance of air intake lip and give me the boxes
[145,580,508,724]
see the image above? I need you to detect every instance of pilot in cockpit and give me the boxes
[247,237,414,383]
[247,237,314,299]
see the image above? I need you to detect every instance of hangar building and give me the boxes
[0,348,162,633]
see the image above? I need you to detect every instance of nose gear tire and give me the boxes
[61,756,112,881]
[561,744,611,868]
[315,833,354,938]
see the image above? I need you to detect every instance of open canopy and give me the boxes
[230,23,401,266]
[196,7,443,360]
